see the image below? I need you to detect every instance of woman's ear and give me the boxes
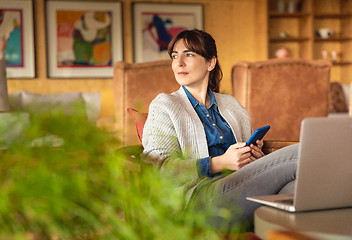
[208,57,217,71]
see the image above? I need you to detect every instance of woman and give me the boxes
[142,29,297,231]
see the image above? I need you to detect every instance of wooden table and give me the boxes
[254,206,352,240]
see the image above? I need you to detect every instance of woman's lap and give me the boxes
[191,143,299,231]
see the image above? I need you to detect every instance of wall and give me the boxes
[7,0,267,119]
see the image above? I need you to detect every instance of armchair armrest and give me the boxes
[115,145,144,173]
[263,141,298,155]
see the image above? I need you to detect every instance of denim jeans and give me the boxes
[190,144,298,232]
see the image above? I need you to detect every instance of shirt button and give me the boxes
[206,114,210,117]
[220,136,223,139]
[212,123,216,126]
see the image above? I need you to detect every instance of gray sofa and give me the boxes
[8,91,101,123]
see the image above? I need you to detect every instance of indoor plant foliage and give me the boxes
[0,111,224,239]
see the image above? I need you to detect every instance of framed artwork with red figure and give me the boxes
[46,1,123,78]
[133,2,203,63]
[0,0,35,78]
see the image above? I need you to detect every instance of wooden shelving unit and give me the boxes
[267,0,352,84]
[313,0,352,83]
[267,0,313,60]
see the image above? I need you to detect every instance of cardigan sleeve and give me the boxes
[142,94,202,189]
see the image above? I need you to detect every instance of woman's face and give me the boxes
[171,40,215,89]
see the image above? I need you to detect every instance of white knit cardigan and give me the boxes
[142,87,253,197]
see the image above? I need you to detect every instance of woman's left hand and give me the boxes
[249,140,264,162]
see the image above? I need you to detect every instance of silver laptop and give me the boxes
[247,117,352,212]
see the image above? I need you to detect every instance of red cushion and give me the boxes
[127,108,148,143]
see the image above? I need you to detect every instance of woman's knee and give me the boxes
[260,143,299,166]
[278,180,296,194]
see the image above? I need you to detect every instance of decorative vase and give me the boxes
[277,0,285,13]
[274,46,290,58]
[0,57,9,112]
[287,0,296,13]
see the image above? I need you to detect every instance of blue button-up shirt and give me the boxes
[183,86,236,178]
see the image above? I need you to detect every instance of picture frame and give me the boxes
[133,2,203,63]
[0,0,35,78]
[46,1,123,78]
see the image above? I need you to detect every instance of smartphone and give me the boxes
[246,125,270,146]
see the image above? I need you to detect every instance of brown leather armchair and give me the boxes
[232,58,331,142]
[113,60,179,145]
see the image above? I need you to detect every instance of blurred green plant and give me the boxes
[0,110,231,239]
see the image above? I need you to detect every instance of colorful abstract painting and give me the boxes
[133,3,203,63]
[46,1,122,78]
[0,0,35,78]
[141,12,195,62]
[56,10,112,68]
[0,9,23,67]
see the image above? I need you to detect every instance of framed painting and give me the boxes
[46,1,123,78]
[0,0,35,78]
[133,2,203,63]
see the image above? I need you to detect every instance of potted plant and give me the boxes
[0,110,239,239]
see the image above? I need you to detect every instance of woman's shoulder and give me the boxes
[214,92,241,105]
[149,88,184,110]
[151,92,178,105]
[153,92,177,102]
[214,92,249,116]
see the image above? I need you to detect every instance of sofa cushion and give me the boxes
[81,92,101,122]
[127,108,148,143]
[21,91,86,116]
[9,91,101,123]
[0,112,30,149]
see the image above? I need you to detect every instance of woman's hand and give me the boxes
[211,140,265,174]
[211,142,252,173]
[249,140,265,161]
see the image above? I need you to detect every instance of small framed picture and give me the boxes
[0,0,35,78]
[46,1,123,78]
[133,2,203,63]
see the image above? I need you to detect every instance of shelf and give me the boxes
[314,13,352,18]
[269,12,311,18]
[270,37,311,42]
[315,37,352,42]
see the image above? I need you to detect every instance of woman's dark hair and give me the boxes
[167,29,223,93]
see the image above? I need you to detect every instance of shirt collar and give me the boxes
[182,86,218,110]
[208,88,217,109]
